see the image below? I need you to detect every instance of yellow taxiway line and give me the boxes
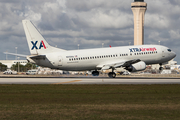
[53,80,82,84]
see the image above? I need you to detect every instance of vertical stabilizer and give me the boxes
[22,20,65,55]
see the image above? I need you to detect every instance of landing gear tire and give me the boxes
[92,71,99,76]
[108,72,116,78]
[159,67,163,71]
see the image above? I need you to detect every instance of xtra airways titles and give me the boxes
[129,47,157,52]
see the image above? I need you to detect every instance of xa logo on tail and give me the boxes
[31,41,46,50]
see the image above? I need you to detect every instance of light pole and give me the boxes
[158,41,161,45]
[102,43,104,48]
[17,57,20,73]
[15,47,18,60]
[78,44,80,50]
[129,42,131,46]
[6,51,8,60]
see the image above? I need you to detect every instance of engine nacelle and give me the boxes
[126,61,146,72]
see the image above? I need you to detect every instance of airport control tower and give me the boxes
[131,0,147,45]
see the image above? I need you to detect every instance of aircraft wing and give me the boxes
[121,59,141,67]
[99,59,141,70]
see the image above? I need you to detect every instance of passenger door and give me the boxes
[58,56,63,66]
[162,48,165,58]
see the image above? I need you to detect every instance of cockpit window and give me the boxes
[167,49,171,52]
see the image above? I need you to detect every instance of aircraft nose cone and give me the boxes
[172,51,176,58]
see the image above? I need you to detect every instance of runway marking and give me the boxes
[53,80,82,84]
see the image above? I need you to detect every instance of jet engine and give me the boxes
[125,61,146,72]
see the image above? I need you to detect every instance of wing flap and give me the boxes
[98,59,141,70]
[101,66,111,70]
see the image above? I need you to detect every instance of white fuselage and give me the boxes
[28,45,176,71]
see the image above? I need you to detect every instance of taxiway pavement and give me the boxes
[0,77,180,84]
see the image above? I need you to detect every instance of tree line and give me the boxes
[0,63,7,72]
[0,62,36,72]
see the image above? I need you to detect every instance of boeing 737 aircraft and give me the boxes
[15,20,177,78]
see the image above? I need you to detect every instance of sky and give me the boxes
[0,0,180,63]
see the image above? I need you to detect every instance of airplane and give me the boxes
[8,20,177,78]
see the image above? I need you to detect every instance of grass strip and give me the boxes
[0,84,180,120]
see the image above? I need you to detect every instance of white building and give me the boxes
[0,60,28,68]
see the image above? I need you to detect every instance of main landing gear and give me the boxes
[92,71,99,76]
[108,68,116,78]
[159,63,163,71]
[92,69,116,78]
[108,72,116,78]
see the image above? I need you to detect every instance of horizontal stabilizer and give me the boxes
[30,55,46,60]
[4,52,27,57]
